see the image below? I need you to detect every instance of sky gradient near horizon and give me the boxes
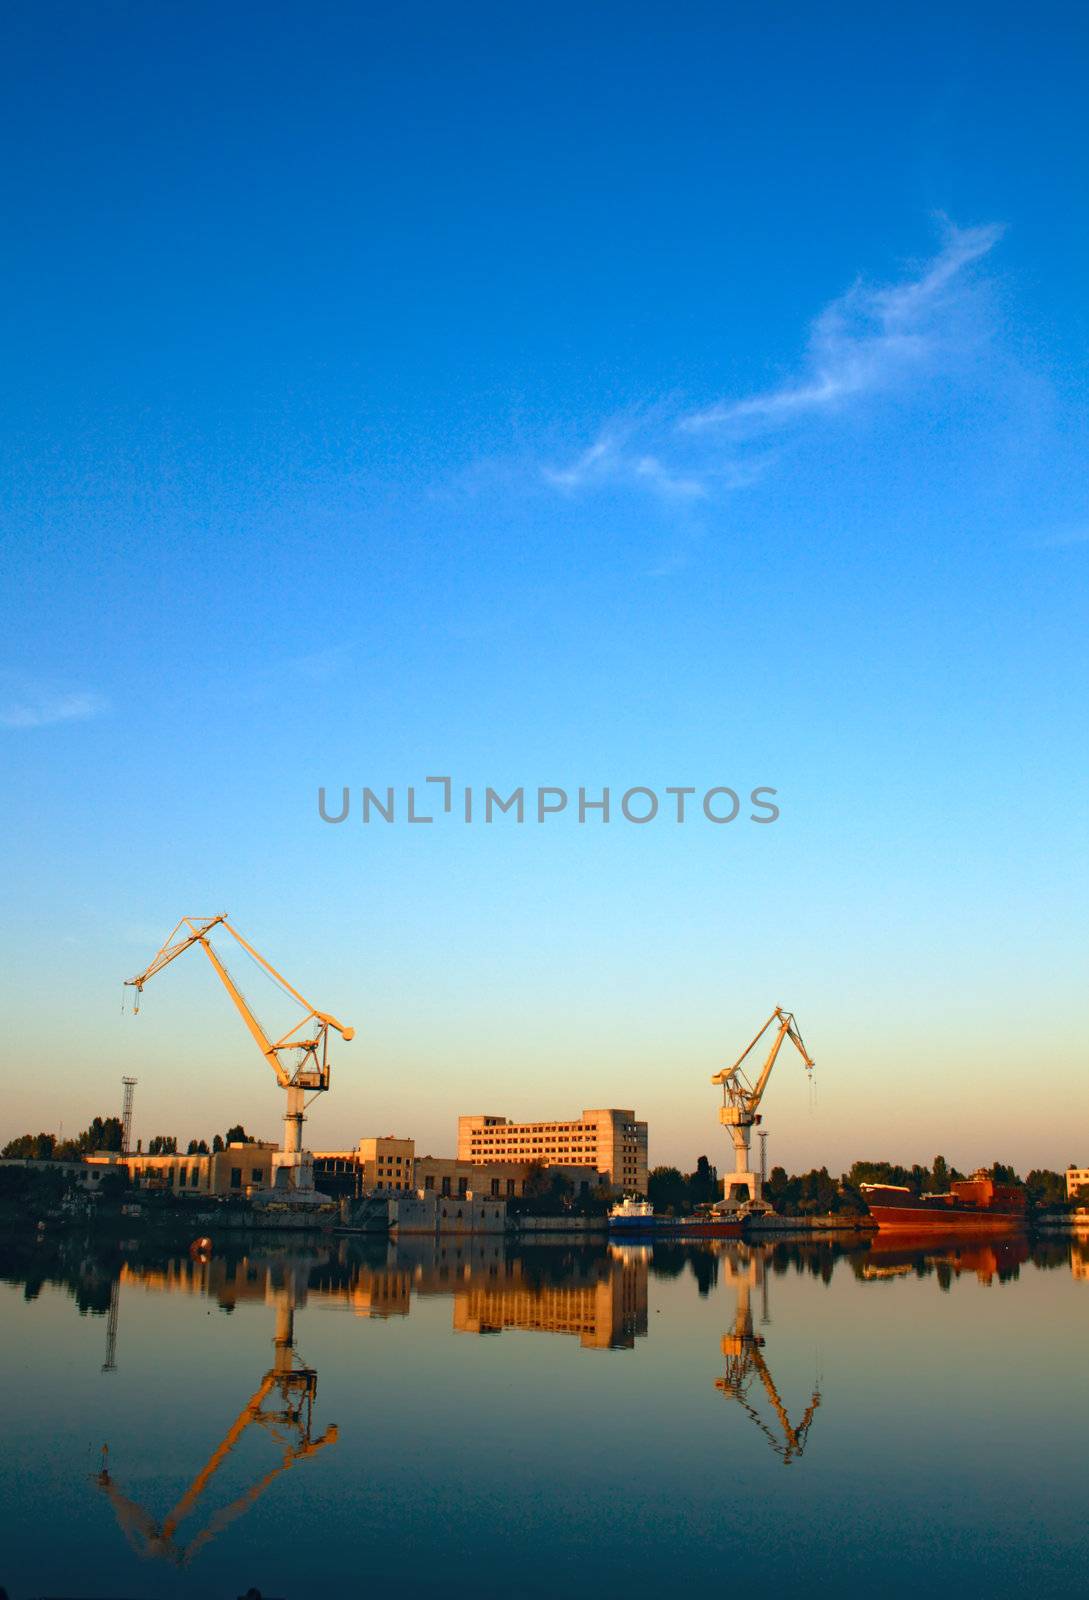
[2,2,1087,1174]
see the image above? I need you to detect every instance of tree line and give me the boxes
[2,1119,260,1162]
[647,1154,1074,1216]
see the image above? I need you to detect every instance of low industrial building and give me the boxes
[313,1136,611,1201]
[314,1136,416,1196]
[115,1141,279,1197]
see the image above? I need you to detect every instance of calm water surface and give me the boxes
[1,1230,1086,1599]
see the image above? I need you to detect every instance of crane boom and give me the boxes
[711,1006,814,1119]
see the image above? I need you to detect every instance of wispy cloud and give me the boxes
[686,221,1003,433]
[543,425,710,501]
[542,220,1004,501]
[0,677,109,730]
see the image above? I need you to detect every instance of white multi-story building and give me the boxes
[457,1108,649,1195]
[1066,1166,1089,1203]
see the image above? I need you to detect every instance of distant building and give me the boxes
[0,1156,119,1192]
[1066,1166,1089,1202]
[414,1153,600,1199]
[313,1136,415,1197]
[313,1137,609,1201]
[458,1108,648,1194]
[116,1140,278,1197]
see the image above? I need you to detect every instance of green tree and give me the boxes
[1025,1169,1066,1207]
[848,1160,917,1191]
[929,1154,950,1193]
[521,1159,553,1199]
[224,1124,255,1146]
[148,1134,177,1155]
[187,1139,210,1155]
[211,1134,225,1153]
[991,1161,1020,1185]
[2,1132,56,1160]
[764,1164,791,1210]
[75,1116,124,1154]
[521,1160,574,1203]
[688,1155,718,1204]
[648,1165,689,1214]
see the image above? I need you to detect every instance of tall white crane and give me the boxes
[711,1007,814,1213]
[125,915,354,1195]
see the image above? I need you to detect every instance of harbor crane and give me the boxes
[125,915,354,1195]
[712,1007,814,1214]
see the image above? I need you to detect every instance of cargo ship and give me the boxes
[860,1171,1026,1233]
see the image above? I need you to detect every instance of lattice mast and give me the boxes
[120,1077,137,1156]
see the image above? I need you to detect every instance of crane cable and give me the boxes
[227,928,315,1015]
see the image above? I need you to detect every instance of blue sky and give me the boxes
[2,1,1087,1172]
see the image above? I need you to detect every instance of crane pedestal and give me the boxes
[716,1114,771,1216]
[267,1083,331,1202]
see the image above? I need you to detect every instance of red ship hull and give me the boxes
[665,1219,743,1238]
[861,1177,1027,1234]
[864,1204,1025,1234]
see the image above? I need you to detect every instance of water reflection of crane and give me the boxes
[101,1278,120,1372]
[95,1261,336,1567]
[715,1247,821,1465]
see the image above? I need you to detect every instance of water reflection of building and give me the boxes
[307,1237,649,1349]
[451,1253,647,1348]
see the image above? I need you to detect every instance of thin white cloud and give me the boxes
[632,456,708,499]
[542,220,1004,501]
[542,433,624,492]
[685,221,1004,433]
[0,681,109,730]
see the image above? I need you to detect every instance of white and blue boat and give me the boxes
[607,1196,657,1233]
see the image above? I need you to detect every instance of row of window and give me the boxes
[130,1165,265,1189]
[421,1175,519,1196]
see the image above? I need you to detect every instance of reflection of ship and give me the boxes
[860,1232,1030,1286]
[96,1255,336,1568]
[714,1247,821,1464]
[860,1172,1026,1233]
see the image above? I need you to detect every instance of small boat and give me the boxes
[661,1212,743,1238]
[608,1196,657,1232]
